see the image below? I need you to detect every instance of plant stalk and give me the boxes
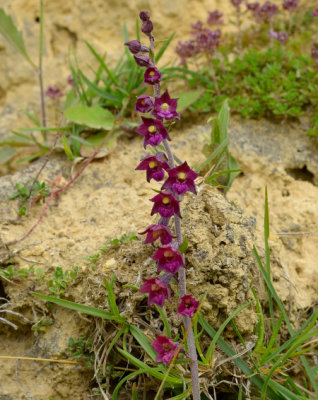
[148,31,200,399]
[38,0,47,142]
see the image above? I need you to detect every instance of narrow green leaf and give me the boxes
[64,105,115,130]
[33,293,125,322]
[195,138,229,173]
[61,134,74,161]
[129,325,157,361]
[155,306,171,337]
[0,8,35,68]
[104,278,121,318]
[166,387,192,399]
[217,99,229,142]
[112,371,144,400]
[179,237,188,254]
[176,90,204,113]
[155,32,175,63]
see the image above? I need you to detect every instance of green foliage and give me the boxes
[47,266,79,296]
[0,8,35,68]
[64,105,115,130]
[31,316,53,332]
[85,232,137,270]
[0,264,44,281]
[67,337,94,369]
[196,100,240,191]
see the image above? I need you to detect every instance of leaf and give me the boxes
[179,237,188,254]
[79,130,119,158]
[33,293,125,323]
[64,105,115,130]
[176,90,204,113]
[0,147,16,164]
[0,8,35,68]
[61,134,74,161]
[155,32,175,64]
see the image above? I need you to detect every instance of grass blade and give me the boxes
[155,32,175,63]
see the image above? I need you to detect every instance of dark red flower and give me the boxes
[313,9,318,17]
[178,294,199,317]
[151,336,178,365]
[142,20,153,34]
[282,0,298,11]
[153,246,184,274]
[135,95,154,113]
[175,40,198,64]
[134,54,152,67]
[139,224,174,245]
[311,47,318,60]
[144,67,162,85]
[246,2,260,11]
[136,117,171,148]
[140,277,170,307]
[135,152,170,182]
[162,162,198,196]
[150,191,181,219]
[258,2,279,20]
[125,40,149,54]
[152,90,180,120]
[231,0,243,7]
[45,85,63,99]
[207,10,224,25]
[139,10,151,21]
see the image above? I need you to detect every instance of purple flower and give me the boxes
[45,85,63,99]
[282,0,298,11]
[176,40,198,64]
[231,0,243,7]
[207,10,224,25]
[153,246,184,274]
[162,162,198,196]
[191,21,204,33]
[178,294,199,317]
[150,191,181,219]
[142,20,154,35]
[311,47,318,60]
[144,67,162,85]
[195,29,221,54]
[136,117,171,148]
[269,30,288,44]
[246,2,260,11]
[258,2,279,20]
[134,54,152,67]
[67,75,75,87]
[135,95,154,113]
[139,10,151,21]
[135,152,170,182]
[139,224,175,245]
[313,9,318,17]
[151,336,178,365]
[125,40,149,54]
[140,277,170,307]
[152,90,180,121]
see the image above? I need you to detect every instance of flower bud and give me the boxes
[139,10,150,21]
[134,54,152,67]
[124,40,149,54]
[142,20,154,34]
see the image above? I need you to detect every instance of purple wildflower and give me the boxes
[269,30,288,44]
[153,246,184,274]
[162,162,198,196]
[152,90,180,121]
[313,9,318,17]
[151,336,178,365]
[258,2,279,20]
[139,10,151,21]
[134,54,152,67]
[135,95,154,113]
[67,75,75,87]
[150,191,181,219]
[175,40,198,64]
[144,67,162,85]
[140,277,170,307]
[124,40,149,54]
[311,47,318,60]
[231,0,243,7]
[45,85,63,99]
[136,117,171,148]
[139,224,175,245]
[207,10,224,25]
[282,0,299,11]
[196,29,221,53]
[191,21,204,34]
[246,2,260,11]
[135,152,170,182]
[178,294,199,317]
[142,20,154,35]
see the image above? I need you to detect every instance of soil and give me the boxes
[0,0,317,398]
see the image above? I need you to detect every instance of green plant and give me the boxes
[85,232,137,270]
[8,180,50,215]
[47,266,79,296]
[0,264,44,281]
[31,316,53,332]
[67,337,94,369]
[195,100,240,191]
